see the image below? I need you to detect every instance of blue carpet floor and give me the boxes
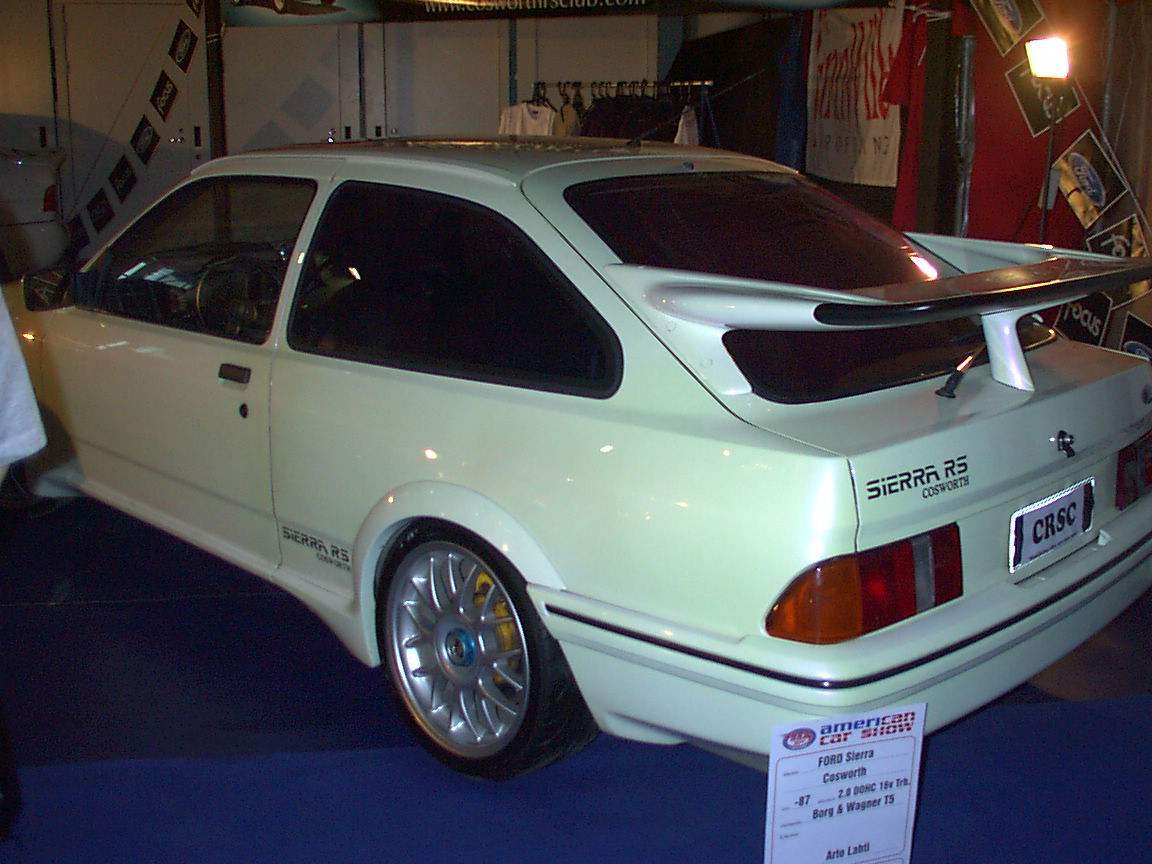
[1,500,1150,863]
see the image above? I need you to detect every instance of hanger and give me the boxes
[571,81,586,116]
[530,82,556,111]
[907,3,951,23]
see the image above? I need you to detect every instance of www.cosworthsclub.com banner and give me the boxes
[222,0,771,25]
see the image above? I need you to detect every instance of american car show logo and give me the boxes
[781,728,817,751]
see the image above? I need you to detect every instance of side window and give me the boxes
[288,182,620,397]
[84,176,316,344]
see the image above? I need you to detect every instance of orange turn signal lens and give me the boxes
[766,524,962,644]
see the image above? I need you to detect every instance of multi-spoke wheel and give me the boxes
[380,526,597,778]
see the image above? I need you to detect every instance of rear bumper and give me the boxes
[537,526,1152,758]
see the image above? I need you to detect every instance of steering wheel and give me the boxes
[193,256,282,341]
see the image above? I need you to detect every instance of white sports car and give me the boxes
[7,139,1152,778]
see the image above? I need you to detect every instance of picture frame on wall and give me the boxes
[970,0,1045,55]
[1004,59,1078,137]
[1056,129,1128,228]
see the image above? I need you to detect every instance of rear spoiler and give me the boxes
[603,255,1152,393]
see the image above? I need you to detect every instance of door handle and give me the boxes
[219,363,251,384]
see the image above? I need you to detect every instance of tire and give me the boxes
[379,523,597,779]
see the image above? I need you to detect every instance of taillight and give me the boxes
[765,524,962,644]
[1116,429,1152,510]
[42,183,59,214]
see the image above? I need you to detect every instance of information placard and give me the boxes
[765,704,926,864]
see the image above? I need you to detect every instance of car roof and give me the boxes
[192,136,790,185]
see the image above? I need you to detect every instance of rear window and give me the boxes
[564,171,931,288]
[565,172,1053,402]
[723,320,1053,404]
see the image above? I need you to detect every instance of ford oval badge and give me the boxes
[1069,153,1107,208]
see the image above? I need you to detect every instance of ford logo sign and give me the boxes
[1123,340,1152,362]
[992,0,1023,32]
[1069,153,1107,207]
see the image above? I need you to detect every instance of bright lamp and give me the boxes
[1026,37,1070,79]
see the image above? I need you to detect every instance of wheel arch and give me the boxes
[351,481,565,665]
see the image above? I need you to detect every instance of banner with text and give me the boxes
[805,2,903,187]
[223,0,758,25]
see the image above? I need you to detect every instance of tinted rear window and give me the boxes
[723,319,1053,403]
[564,171,932,288]
[566,172,1051,403]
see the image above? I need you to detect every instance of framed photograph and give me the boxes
[970,0,1045,55]
[1005,59,1078,137]
[1056,130,1127,227]
[169,21,198,73]
[1121,313,1152,360]
[108,156,137,204]
[150,71,179,121]
[131,117,161,165]
[1088,212,1148,259]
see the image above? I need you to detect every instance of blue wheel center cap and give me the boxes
[444,628,476,667]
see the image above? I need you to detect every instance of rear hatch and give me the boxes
[533,159,1152,580]
[597,250,1152,587]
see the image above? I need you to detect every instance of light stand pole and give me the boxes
[1038,89,1065,245]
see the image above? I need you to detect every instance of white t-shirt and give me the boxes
[675,106,700,146]
[0,295,46,466]
[498,102,558,136]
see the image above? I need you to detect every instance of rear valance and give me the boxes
[604,254,1152,393]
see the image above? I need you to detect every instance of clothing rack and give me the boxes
[507,79,718,147]
[530,79,713,102]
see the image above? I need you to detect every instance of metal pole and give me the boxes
[205,0,228,158]
[1102,0,1118,137]
[508,19,518,106]
[1038,92,1062,245]
[953,35,976,237]
[357,24,367,141]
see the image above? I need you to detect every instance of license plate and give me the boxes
[1009,478,1095,573]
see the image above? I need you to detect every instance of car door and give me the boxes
[36,175,317,571]
[270,179,624,595]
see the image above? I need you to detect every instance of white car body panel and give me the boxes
[34,308,282,567]
[8,140,1152,769]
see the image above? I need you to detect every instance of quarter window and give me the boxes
[288,182,620,397]
[82,176,316,344]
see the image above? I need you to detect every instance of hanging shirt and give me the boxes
[0,296,46,467]
[553,103,581,137]
[882,10,929,230]
[498,102,557,136]
[675,106,700,146]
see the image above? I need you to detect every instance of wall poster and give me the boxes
[1005,58,1078,138]
[805,1,904,187]
[1056,129,1127,229]
[969,0,1045,55]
